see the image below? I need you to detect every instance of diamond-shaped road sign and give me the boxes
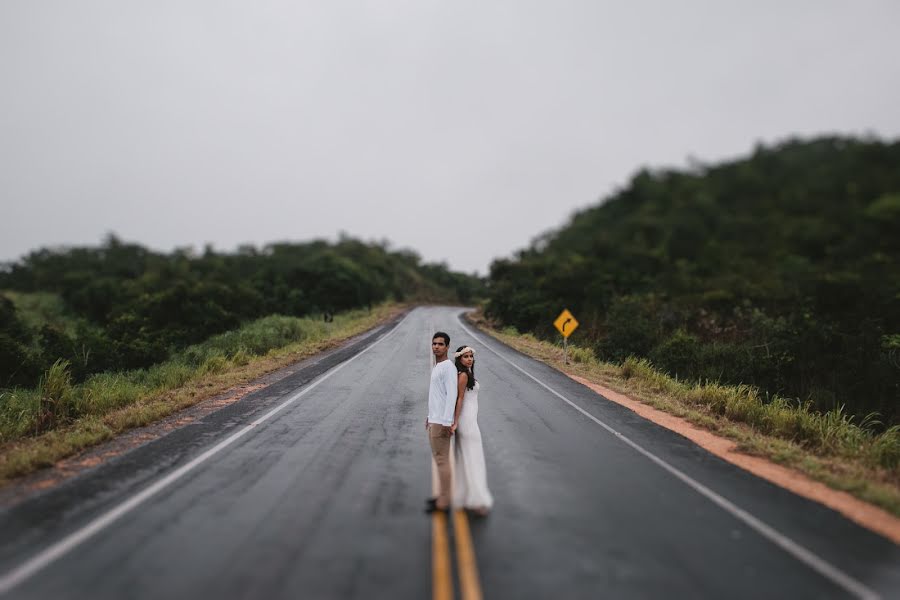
[553,309,579,338]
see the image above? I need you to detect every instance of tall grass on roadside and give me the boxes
[0,312,368,445]
[179,315,328,365]
[36,359,76,433]
[615,354,900,470]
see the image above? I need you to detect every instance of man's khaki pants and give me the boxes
[428,423,452,508]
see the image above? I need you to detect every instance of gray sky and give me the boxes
[2,1,899,274]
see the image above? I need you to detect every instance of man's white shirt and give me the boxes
[428,359,458,426]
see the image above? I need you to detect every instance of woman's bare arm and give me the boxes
[451,372,467,433]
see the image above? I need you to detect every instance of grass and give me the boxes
[467,311,900,517]
[0,303,405,485]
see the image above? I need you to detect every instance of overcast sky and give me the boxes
[2,1,899,274]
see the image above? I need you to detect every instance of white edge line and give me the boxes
[457,315,880,600]
[0,312,410,595]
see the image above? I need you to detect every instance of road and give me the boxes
[1,306,898,599]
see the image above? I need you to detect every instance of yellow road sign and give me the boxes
[553,309,579,338]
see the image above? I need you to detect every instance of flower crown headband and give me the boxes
[454,346,476,358]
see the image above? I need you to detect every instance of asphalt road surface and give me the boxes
[1,306,898,599]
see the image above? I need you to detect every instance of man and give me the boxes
[426,331,458,513]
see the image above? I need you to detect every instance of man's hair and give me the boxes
[432,331,450,345]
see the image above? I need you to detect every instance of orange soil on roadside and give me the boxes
[568,374,900,546]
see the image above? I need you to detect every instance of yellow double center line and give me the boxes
[431,458,483,600]
[432,510,453,600]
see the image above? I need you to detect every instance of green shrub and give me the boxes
[620,356,683,395]
[199,355,228,376]
[597,296,659,362]
[759,397,804,438]
[231,349,251,366]
[143,362,195,390]
[0,332,37,387]
[620,356,644,380]
[568,345,596,364]
[649,329,701,379]
[181,315,310,365]
[81,373,144,414]
[791,405,867,454]
[0,389,40,441]
[683,382,732,413]
[723,386,765,425]
[869,425,900,469]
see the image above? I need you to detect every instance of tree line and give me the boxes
[486,136,900,425]
[1,236,485,388]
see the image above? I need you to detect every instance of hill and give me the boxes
[1,235,484,388]
[486,136,900,423]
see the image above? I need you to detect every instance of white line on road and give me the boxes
[458,315,880,600]
[0,313,410,596]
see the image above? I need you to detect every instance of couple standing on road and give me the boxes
[425,331,494,516]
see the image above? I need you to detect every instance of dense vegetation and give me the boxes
[487,136,900,425]
[1,236,484,391]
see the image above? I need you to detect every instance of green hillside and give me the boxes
[487,136,900,423]
[1,235,484,389]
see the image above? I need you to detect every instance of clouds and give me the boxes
[2,1,899,274]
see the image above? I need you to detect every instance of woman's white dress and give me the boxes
[453,380,494,510]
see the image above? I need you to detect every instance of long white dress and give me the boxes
[453,380,494,510]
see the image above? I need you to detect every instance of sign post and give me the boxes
[553,309,579,364]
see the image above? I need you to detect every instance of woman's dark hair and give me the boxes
[454,345,476,390]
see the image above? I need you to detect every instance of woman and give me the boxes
[451,345,493,516]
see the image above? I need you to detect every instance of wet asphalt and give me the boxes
[0,306,898,599]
